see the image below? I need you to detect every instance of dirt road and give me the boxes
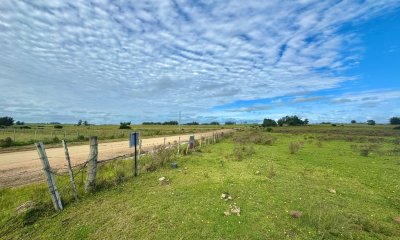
[0,129,233,187]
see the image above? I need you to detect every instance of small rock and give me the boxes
[224,210,231,216]
[221,192,233,201]
[328,188,336,194]
[158,177,169,185]
[393,216,400,224]
[230,204,241,216]
[290,210,302,218]
[255,171,261,175]
[15,201,36,214]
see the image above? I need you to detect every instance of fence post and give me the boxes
[200,135,202,148]
[164,137,166,146]
[62,140,78,201]
[35,142,63,211]
[13,129,16,142]
[177,136,180,154]
[85,136,98,193]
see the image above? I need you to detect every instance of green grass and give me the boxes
[1,127,400,239]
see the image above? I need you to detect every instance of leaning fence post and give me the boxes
[35,142,63,211]
[62,140,78,201]
[177,136,181,154]
[85,136,98,193]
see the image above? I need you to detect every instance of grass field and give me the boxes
[1,125,400,239]
[0,124,229,151]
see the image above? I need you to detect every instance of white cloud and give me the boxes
[0,0,399,123]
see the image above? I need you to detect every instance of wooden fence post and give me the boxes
[62,140,78,201]
[177,136,180,154]
[35,142,63,211]
[200,135,202,148]
[13,129,16,142]
[85,136,98,193]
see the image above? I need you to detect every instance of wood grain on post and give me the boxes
[62,140,78,201]
[85,136,98,193]
[35,142,63,211]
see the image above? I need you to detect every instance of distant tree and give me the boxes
[366,120,376,125]
[50,122,60,125]
[54,125,63,129]
[83,120,89,126]
[142,122,162,125]
[262,118,277,127]
[277,115,307,126]
[390,117,400,125]
[224,121,236,125]
[351,120,356,124]
[162,121,178,125]
[119,122,131,129]
[210,121,220,125]
[15,121,25,125]
[77,119,82,126]
[0,116,14,126]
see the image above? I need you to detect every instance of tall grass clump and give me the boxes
[289,142,302,154]
[143,145,177,172]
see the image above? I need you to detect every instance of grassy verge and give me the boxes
[1,129,400,239]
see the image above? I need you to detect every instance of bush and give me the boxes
[390,117,400,125]
[289,142,302,154]
[351,120,356,124]
[366,120,376,125]
[262,118,277,127]
[233,145,255,161]
[0,116,14,126]
[266,127,273,132]
[394,126,400,130]
[277,115,308,126]
[0,137,13,147]
[77,135,85,141]
[331,124,337,127]
[20,126,31,129]
[54,125,63,129]
[119,122,131,129]
[144,145,176,172]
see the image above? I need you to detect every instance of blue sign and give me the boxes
[129,132,140,148]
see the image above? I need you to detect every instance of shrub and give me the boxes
[390,117,400,125]
[289,142,301,154]
[77,135,85,141]
[351,120,356,124]
[233,145,255,161]
[266,127,273,132]
[393,126,400,130]
[0,137,13,147]
[54,125,63,129]
[145,145,176,171]
[20,126,31,129]
[0,116,14,126]
[262,118,277,127]
[331,124,337,127]
[366,120,376,125]
[277,115,308,126]
[119,122,131,129]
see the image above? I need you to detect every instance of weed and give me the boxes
[233,145,255,161]
[0,137,13,147]
[289,142,302,154]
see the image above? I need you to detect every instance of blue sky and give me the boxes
[0,0,399,124]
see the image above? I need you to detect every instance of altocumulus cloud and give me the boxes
[0,0,399,123]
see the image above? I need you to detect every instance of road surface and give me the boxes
[0,129,233,187]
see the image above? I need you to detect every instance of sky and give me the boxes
[0,0,399,124]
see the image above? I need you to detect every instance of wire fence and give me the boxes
[0,130,233,221]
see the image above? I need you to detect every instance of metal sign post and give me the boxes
[130,132,140,176]
[189,135,195,149]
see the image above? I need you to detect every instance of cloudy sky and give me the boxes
[0,0,399,124]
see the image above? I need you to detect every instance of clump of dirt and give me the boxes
[393,216,400,224]
[290,210,303,218]
[328,188,337,194]
[158,176,169,185]
[224,203,241,216]
[221,192,233,201]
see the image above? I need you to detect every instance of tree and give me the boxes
[366,120,376,125]
[77,120,82,126]
[162,121,178,125]
[0,116,14,126]
[262,118,277,127]
[185,121,199,125]
[351,120,356,124]
[15,121,24,125]
[277,115,308,126]
[390,117,400,125]
[225,121,236,125]
[83,120,89,126]
[119,122,131,129]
